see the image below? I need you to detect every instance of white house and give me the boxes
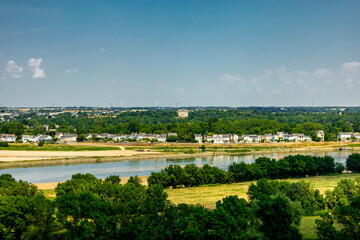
[272,135,279,141]
[35,135,53,142]
[259,134,272,143]
[85,134,94,139]
[315,130,325,141]
[277,132,285,140]
[58,134,77,143]
[143,134,158,140]
[0,134,16,142]
[22,135,36,143]
[113,135,125,141]
[157,134,167,143]
[243,134,259,143]
[304,135,312,142]
[213,134,224,144]
[337,132,353,142]
[353,133,360,142]
[205,135,214,143]
[232,134,239,143]
[194,134,202,143]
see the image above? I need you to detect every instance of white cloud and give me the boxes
[345,77,353,86]
[100,48,106,53]
[219,73,243,83]
[219,61,360,95]
[5,60,23,78]
[342,61,360,72]
[28,58,46,78]
[65,68,78,74]
[315,68,331,76]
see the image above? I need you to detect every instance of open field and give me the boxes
[166,173,360,208]
[36,173,360,239]
[37,173,360,203]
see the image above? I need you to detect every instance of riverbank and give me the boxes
[0,141,359,168]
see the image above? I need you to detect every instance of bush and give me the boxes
[166,135,178,142]
[0,142,9,147]
[335,163,345,173]
[38,140,45,147]
[76,134,86,142]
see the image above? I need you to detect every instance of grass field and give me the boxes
[0,143,120,151]
[164,174,360,239]
[38,173,360,239]
[165,173,360,208]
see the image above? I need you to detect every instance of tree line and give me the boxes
[147,154,349,189]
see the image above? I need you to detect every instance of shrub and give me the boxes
[0,142,9,147]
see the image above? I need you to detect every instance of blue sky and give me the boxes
[1,0,360,107]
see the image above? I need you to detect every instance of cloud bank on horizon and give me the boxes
[0,0,359,107]
[220,61,360,95]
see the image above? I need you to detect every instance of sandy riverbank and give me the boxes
[0,149,159,161]
[1,141,359,169]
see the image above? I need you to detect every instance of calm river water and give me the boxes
[0,151,358,183]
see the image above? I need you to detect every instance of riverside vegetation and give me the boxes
[1,153,360,239]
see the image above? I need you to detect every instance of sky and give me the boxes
[0,0,360,107]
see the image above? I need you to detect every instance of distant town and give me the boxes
[1,106,360,144]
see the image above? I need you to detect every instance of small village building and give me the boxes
[353,133,360,142]
[177,109,189,118]
[213,134,224,144]
[337,132,353,142]
[205,135,214,143]
[231,134,239,143]
[22,135,36,143]
[58,134,78,143]
[35,135,53,142]
[0,134,16,142]
[194,134,202,143]
[157,134,167,143]
[315,130,325,141]
[243,134,259,143]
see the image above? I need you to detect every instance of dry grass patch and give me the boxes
[166,182,254,209]
[166,173,360,209]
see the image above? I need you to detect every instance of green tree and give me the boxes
[347,153,360,173]
[209,196,250,239]
[253,193,302,240]
[76,133,86,142]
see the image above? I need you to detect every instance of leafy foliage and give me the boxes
[347,153,360,173]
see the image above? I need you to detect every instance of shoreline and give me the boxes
[1,146,359,169]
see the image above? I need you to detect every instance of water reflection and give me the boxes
[0,151,358,183]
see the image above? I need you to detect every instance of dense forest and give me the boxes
[1,154,360,239]
[1,109,360,141]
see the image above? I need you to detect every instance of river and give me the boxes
[0,151,357,183]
